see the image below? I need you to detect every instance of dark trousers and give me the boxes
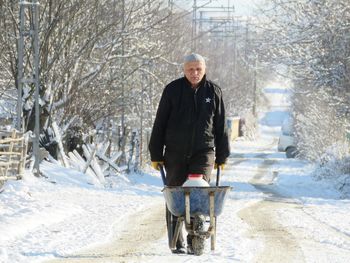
[164,149,214,249]
[164,149,215,186]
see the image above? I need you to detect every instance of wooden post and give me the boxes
[3,130,16,177]
[82,145,97,173]
[52,122,69,168]
[0,130,26,181]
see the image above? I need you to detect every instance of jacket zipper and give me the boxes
[187,89,198,161]
[194,88,198,112]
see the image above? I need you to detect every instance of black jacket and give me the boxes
[149,75,230,164]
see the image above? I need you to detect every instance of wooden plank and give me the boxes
[0,152,22,155]
[0,129,23,134]
[0,162,21,167]
[82,145,97,173]
[82,144,105,184]
[0,130,27,179]
[0,175,21,181]
[0,137,24,144]
[98,141,110,156]
[3,130,16,177]
[0,156,21,160]
[68,151,85,171]
[109,151,122,163]
[19,135,28,175]
[52,122,69,168]
[96,152,123,173]
[0,143,23,149]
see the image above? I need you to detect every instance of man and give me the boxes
[149,53,230,254]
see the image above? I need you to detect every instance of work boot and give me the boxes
[187,245,194,255]
[187,234,194,255]
[171,245,187,254]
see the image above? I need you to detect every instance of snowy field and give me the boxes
[1,84,349,262]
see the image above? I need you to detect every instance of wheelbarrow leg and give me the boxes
[166,205,174,249]
[171,217,184,249]
[167,205,185,250]
[185,192,191,226]
[209,191,216,251]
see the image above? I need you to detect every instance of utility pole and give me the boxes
[252,55,258,117]
[192,0,197,51]
[232,17,237,75]
[119,0,127,165]
[192,2,235,43]
[17,0,41,176]
[121,0,125,140]
[140,63,146,168]
[16,3,24,131]
[168,0,173,12]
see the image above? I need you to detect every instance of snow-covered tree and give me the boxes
[258,0,350,163]
[0,0,264,170]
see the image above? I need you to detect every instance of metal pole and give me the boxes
[16,3,25,131]
[192,0,197,51]
[233,17,237,74]
[168,0,173,11]
[121,0,125,137]
[33,0,40,176]
[253,55,257,117]
[17,1,41,176]
[120,0,125,159]
[140,72,144,167]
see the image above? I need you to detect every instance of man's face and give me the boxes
[184,61,206,88]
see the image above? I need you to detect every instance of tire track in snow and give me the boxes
[49,201,166,262]
[237,153,350,262]
[238,157,305,263]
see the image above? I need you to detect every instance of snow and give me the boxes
[1,83,350,262]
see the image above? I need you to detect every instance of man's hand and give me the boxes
[214,163,225,170]
[151,161,164,170]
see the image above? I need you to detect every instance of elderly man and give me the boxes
[149,53,230,254]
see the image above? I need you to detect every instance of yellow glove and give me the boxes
[214,163,225,170]
[151,161,164,170]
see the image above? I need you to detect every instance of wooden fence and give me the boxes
[0,130,28,181]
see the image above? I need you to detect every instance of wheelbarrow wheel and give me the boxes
[192,215,205,256]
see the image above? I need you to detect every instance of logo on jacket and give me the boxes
[205,97,211,103]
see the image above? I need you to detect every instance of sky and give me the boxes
[1,78,349,262]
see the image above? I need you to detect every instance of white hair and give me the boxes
[184,53,206,65]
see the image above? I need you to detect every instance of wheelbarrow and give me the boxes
[160,166,231,255]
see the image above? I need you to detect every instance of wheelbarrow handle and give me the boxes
[216,166,221,186]
[159,164,167,186]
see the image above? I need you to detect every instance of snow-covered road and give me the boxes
[48,201,165,262]
[40,136,349,263]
